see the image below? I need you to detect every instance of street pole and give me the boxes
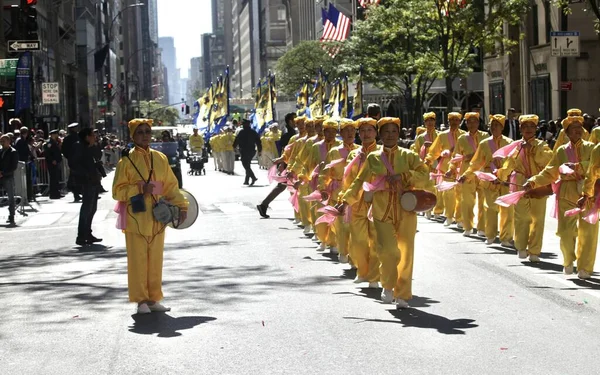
[560,10,568,118]
[103,1,111,132]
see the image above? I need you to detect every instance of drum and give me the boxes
[400,190,437,213]
[524,184,553,199]
[168,189,199,229]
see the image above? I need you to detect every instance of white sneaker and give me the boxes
[444,219,451,227]
[311,236,320,243]
[329,247,339,255]
[339,254,349,264]
[463,230,471,237]
[137,303,151,314]
[425,211,432,220]
[395,299,409,309]
[353,276,368,284]
[303,226,311,235]
[528,254,540,263]
[434,214,442,220]
[564,264,574,275]
[457,223,464,229]
[501,241,514,248]
[518,250,528,259]
[485,238,494,245]
[578,270,591,279]
[381,289,394,304]
[148,302,171,312]
[477,230,486,237]
[316,243,326,252]
[368,281,379,288]
[292,219,300,225]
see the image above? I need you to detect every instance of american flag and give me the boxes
[320,4,351,57]
[358,0,380,7]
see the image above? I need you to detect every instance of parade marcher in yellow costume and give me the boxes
[463,114,514,245]
[453,112,489,237]
[412,112,443,219]
[260,124,281,169]
[308,118,341,250]
[340,117,429,309]
[289,118,317,234]
[222,127,236,175]
[338,118,381,282]
[425,112,465,227]
[497,115,553,261]
[578,141,600,278]
[209,134,219,171]
[553,109,590,151]
[526,116,596,276]
[278,115,305,225]
[189,128,204,153]
[319,118,359,258]
[113,119,189,314]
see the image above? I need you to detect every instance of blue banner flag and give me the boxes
[15,52,32,116]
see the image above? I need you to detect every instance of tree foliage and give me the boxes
[553,0,600,34]
[139,100,181,125]
[275,41,345,96]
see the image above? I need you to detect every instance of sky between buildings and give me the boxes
[157,0,212,79]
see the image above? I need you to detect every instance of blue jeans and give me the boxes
[0,176,15,218]
[78,184,99,238]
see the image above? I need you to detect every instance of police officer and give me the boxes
[44,129,63,199]
[62,123,82,202]
[0,135,19,225]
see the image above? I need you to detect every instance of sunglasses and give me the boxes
[135,130,152,136]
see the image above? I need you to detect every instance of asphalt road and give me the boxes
[1,159,600,375]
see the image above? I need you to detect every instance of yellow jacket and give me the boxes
[529,139,594,203]
[497,138,553,188]
[112,146,188,236]
[209,135,221,152]
[318,142,359,199]
[583,143,600,197]
[264,130,281,155]
[343,146,429,224]
[464,135,513,189]
[341,142,380,209]
[282,133,303,164]
[449,130,492,179]
[553,128,590,151]
[291,135,322,181]
[588,127,600,145]
[189,134,204,152]
[411,130,438,157]
[425,129,465,173]
[221,133,235,152]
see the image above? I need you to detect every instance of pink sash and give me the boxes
[551,142,579,219]
[363,151,397,221]
[115,201,127,230]
[419,133,433,160]
[488,139,500,172]
[315,205,342,226]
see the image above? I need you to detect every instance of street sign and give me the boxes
[97,100,107,107]
[560,82,573,91]
[105,111,116,116]
[8,40,41,52]
[0,59,18,77]
[550,31,580,57]
[41,82,60,104]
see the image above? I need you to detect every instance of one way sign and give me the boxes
[550,31,580,57]
[8,40,41,52]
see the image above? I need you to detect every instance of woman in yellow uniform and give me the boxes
[553,109,589,151]
[289,118,317,235]
[411,112,443,219]
[263,124,281,169]
[319,118,359,258]
[425,112,465,227]
[497,115,553,261]
[338,118,381,283]
[453,112,490,237]
[463,115,514,245]
[113,119,189,314]
[578,142,600,278]
[341,117,429,309]
[525,116,596,276]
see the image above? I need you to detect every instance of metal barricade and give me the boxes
[0,161,27,214]
[31,157,69,196]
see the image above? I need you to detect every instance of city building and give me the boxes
[159,36,180,105]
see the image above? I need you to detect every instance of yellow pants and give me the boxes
[476,185,486,232]
[460,180,477,231]
[348,205,380,282]
[442,187,456,221]
[334,216,350,256]
[373,212,417,300]
[298,184,312,227]
[454,184,463,224]
[557,199,599,271]
[125,231,166,303]
[483,187,514,242]
[425,180,444,216]
[315,202,336,246]
[514,197,547,255]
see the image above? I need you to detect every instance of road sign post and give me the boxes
[8,40,41,53]
[41,82,60,104]
[550,31,580,57]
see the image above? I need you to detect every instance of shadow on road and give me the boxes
[129,313,216,338]
[570,277,600,290]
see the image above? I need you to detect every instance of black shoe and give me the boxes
[250,177,257,186]
[88,235,102,243]
[243,181,249,185]
[76,237,89,246]
[50,195,63,200]
[6,217,14,224]
[257,204,270,218]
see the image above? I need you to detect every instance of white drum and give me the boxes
[400,190,437,213]
[168,189,199,229]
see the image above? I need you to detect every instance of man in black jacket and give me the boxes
[503,108,521,140]
[44,130,63,199]
[14,126,35,201]
[0,135,19,225]
[61,123,82,202]
[233,119,262,186]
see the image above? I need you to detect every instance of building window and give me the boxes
[531,76,551,122]
[489,82,505,115]
[532,4,539,46]
[277,6,286,21]
[544,1,552,44]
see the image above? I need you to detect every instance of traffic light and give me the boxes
[20,0,38,39]
[185,105,190,115]
[181,104,185,113]
[103,82,113,98]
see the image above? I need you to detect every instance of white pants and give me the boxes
[224,151,235,173]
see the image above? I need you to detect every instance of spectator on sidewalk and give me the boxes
[62,123,82,202]
[92,129,108,194]
[0,135,19,225]
[14,126,35,202]
[71,128,103,246]
[44,130,63,199]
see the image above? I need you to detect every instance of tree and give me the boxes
[554,0,600,34]
[275,41,345,95]
[339,0,438,125]
[139,100,180,126]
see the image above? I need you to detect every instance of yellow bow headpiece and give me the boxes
[448,112,463,121]
[339,118,356,130]
[313,115,327,127]
[519,114,539,126]
[562,116,584,132]
[357,118,377,129]
[323,118,339,130]
[423,112,436,121]
[464,112,480,121]
[128,118,154,138]
[377,117,401,130]
[294,115,307,124]
[489,114,506,127]
[567,108,582,117]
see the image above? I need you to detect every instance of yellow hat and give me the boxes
[519,114,539,126]
[562,116,584,132]
[323,118,339,130]
[313,115,327,127]
[423,112,436,121]
[567,108,582,117]
[128,118,153,138]
[448,112,463,121]
[489,114,506,126]
[294,115,307,124]
[356,118,377,128]
[464,112,480,121]
[339,118,356,130]
[377,117,401,130]
[305,118,315,127]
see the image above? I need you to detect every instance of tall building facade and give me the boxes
[159,37,179,105]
